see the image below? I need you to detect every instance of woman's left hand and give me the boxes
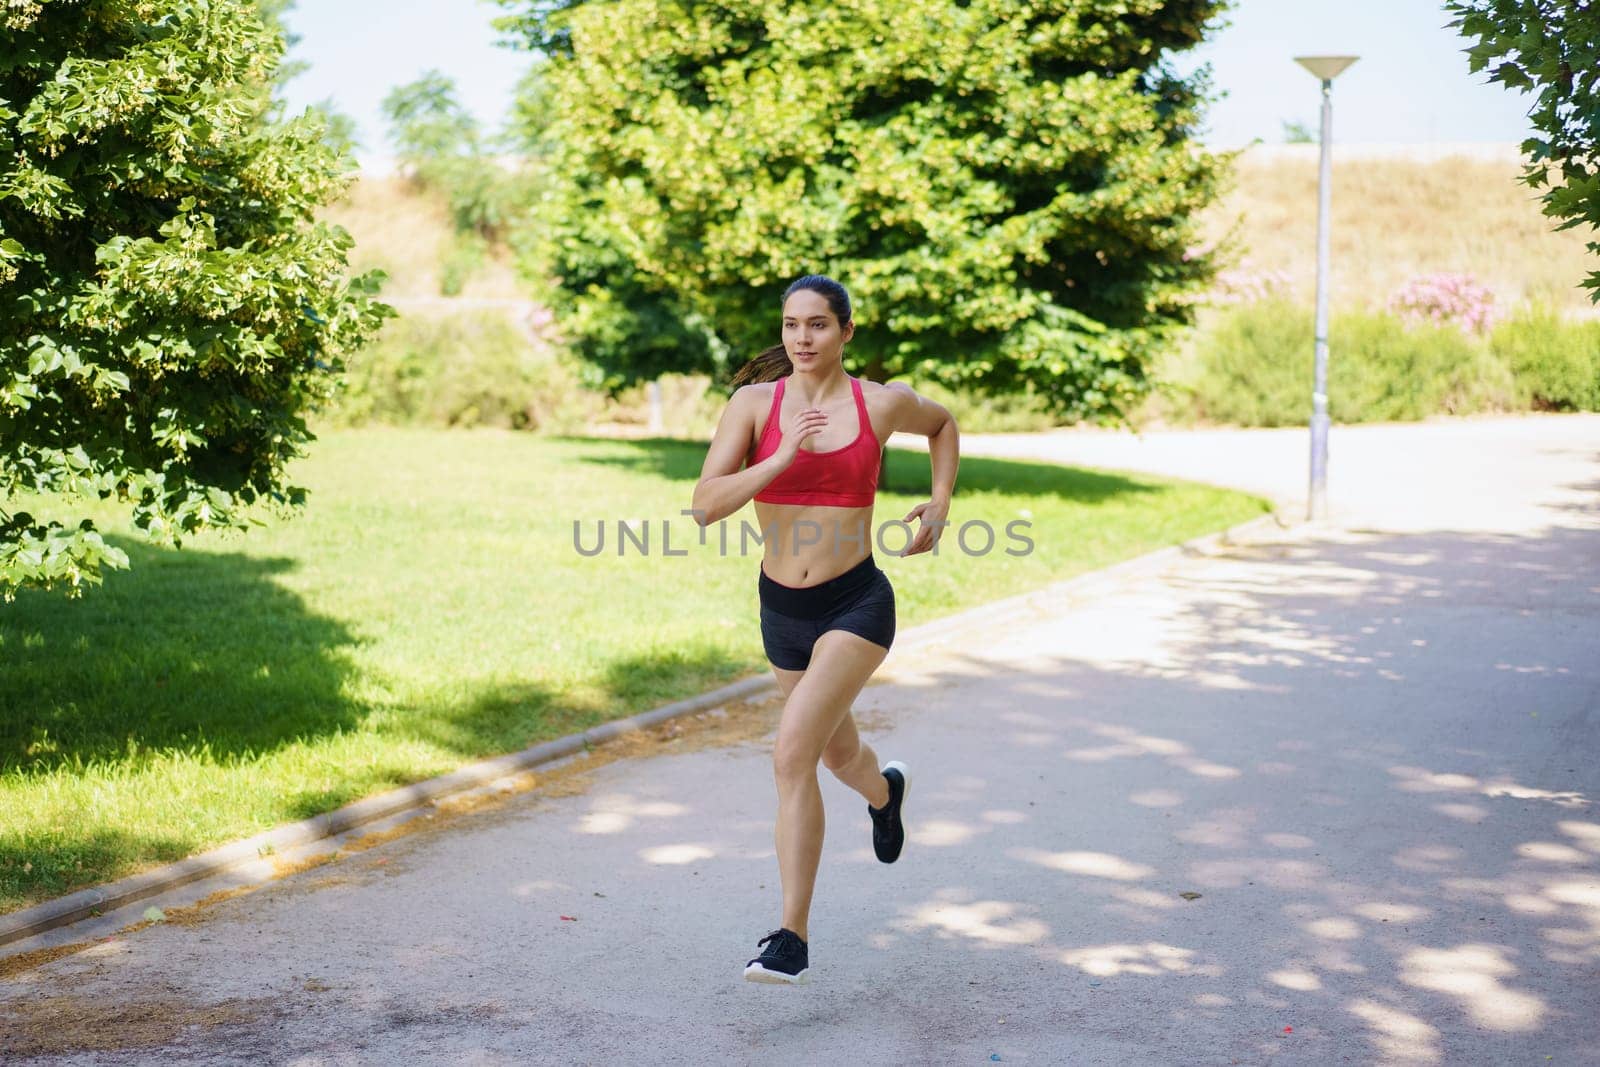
[901,498,951,556]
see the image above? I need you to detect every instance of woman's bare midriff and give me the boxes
[753,501,875,586]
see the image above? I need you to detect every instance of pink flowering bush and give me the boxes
[1389,273,1497,334]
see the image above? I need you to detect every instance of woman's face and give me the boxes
[781,289,852,371]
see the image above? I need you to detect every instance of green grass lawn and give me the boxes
[0,428,1269,912]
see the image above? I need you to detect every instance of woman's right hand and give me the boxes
[772,407,828,466]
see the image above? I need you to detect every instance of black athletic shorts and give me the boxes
[758,555,896,671]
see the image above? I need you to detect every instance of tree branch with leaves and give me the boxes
[1447,0,1600,302]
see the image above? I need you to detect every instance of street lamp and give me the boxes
[1294,55,1357,522]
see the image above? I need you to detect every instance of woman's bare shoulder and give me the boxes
[859,378,919,407]
[726,381,778,433]
[859,378,952,435]
[716,381,773,419]
[733,381,779,403]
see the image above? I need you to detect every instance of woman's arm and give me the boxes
[884,382,959,556]
[690,387,823,526]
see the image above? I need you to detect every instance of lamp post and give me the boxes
[1293,55,1357,522]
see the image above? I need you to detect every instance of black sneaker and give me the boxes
[869,760,911,864]
[743,928,809,984]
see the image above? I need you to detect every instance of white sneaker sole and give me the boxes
[883,760,912,804]
[875,760,912,863]
[744,964,809,985]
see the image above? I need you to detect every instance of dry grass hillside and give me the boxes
[1202,145,1596,316]
[329,150,1597,319]
[321,176,527,307]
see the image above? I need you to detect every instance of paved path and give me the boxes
[4,416,1597,1065]
[912,413,1600,531]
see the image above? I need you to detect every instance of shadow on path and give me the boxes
[827,520,1600,1064]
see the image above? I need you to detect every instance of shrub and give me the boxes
[1211,266,1295,306]
[327,312,602,432]
[1331,309,1510,421]
[894,378,1066,434]
[1187,298,1313,426]
[439,234,489,297]
[1492,304,1600,411]
[1389,272,1498,334]
[1188,299,1514,426]
[605,374,729,438]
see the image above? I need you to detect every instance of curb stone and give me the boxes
[0,507,1289,950]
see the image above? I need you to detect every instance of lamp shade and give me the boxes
[1294,56,1358,81]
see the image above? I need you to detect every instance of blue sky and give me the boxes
[279,0,1540,160]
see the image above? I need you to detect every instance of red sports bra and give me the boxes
[749,375,881,508]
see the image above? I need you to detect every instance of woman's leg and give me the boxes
[821,712,892,809]
[770,666,887,808]
[769,664,805,700]
[771,630,889,941]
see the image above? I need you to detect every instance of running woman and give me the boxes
[690,275,960,984]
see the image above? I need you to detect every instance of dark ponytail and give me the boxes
[729,274,853,387]
[730,344,791,386]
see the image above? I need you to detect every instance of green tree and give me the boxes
[495,0,1231,420]
[1447,0,1600,301]
[1,0,390,598]
[382,71,481,166]
[382,71,523,243]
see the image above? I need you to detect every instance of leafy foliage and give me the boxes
[1187,299,1520,426]
[1447,0,1600,301]
[494,0,1231,421]
[0,0,390,597]
[383,71,481,163]
[1491,301,1600,410]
